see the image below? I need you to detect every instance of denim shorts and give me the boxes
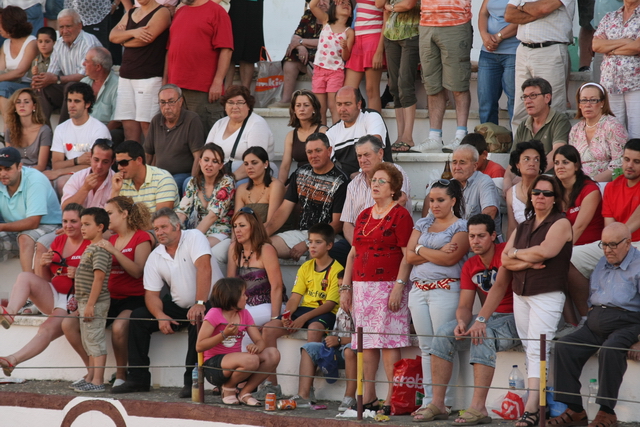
[430,313,518,368]
[301,341,350,369]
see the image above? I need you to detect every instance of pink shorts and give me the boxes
[312,66,345,94]
[346,33,387,72]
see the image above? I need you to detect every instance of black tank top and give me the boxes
[120,5,170,79]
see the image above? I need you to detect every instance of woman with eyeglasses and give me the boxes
[340,162,413,415]
[206,85,275,183]
[0,203,90,379]
[501,175,572,427]
[4,88,52,172]
[278,90,327,183]
[506,140,546,237]
[228,208,286,343]
[62,196,153,388]
[176,143,235,249]
[405,179,469,421]
[568,82,627,181]
[554,145,604,326]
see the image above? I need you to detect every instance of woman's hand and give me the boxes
[340,289,352,314]
[296,45,309,65]
[41,250,54,266]
[67,266,76,279]
[372,49,384,70]
[387,282,403,312]
[95,239,117,255]
[440,242,458,253]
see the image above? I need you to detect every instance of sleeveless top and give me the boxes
[4,35,35,83]
[314,24,348,71]
[512,211,572,296]
[238,266,288,307]
[244,203,268,223]
[120,5,170,79]
[511,185,527,225]
[291,124,321,165]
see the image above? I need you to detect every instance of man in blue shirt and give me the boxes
[0,147,61,272]
[551,222,640,427]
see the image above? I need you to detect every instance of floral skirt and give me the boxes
[351,280,410,350]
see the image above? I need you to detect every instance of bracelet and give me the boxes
[339,285,352,292]
[395,279,406,286]
[73,157,78,166]
[271,316,278,320]
[513,248,519,259]
[415,244,424,255]
[221,331,227,339]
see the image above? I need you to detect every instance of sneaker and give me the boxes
[111,380,150,394]
[69,378,87,390]
[113,378,126,387]
[442,136,463,153]
[415,138,443,153]
[268,101,290,109]
[74,382,106,393]
[251,384,283,401]
[291,394,314,408]
[339,396,356,412]
[178,385,192,398]
[308,386,316,403]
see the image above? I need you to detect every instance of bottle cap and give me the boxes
[512,365,518,368]
[590,378,597,383]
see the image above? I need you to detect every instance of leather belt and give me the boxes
[521,41,567,49]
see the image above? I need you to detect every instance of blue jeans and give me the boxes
[477,50,516,125]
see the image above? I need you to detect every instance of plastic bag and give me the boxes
[254,48,284,107]
[390,356,424,415]
[490,390,526,420]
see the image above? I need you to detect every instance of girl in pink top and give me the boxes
[310,0,354,125]
[196,278,280,406]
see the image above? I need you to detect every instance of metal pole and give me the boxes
[357,326,363,421]
[539,333,546,427]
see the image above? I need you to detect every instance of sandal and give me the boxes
[239,393,262,407]
[221,386,239,405]
[413,403,450,423]
[515,410,540,427]
[0,356,15,377]
[362,398,381,411]
[452,408,492,426]
[547,408,588,426]
[589,411,617,427]
[377,405,391,416]
[391,141,416,152]
[1,306,14,329]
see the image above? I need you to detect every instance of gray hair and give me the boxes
[88,47,112,71]
[454,144,479,162]
[58,9,82,25]
[355,134,383,152]
[152,207,181,230]
[158,84,182,99]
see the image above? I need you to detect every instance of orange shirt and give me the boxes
[419,0,472,27]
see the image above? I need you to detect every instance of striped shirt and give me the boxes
[340,164,412,224]
[355,0,384,36]
[48,30,102,77]
[420,0,472,27]
[118,165,179,213]
[75,244,112,303]
[508,0,574,43]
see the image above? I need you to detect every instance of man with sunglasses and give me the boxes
[425,214,518,425]
[551,222,640,427]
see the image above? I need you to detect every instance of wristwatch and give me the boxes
[497,32,503,39]
[57,75,61,85]
[476,316,487,324]
[196,300,205,306]
[299,39,303,45]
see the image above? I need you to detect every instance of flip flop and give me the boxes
[452,408,493,426]
[239,393,262,407]
[0,306,14,329]
[0,356,15,377]
[391,141,417,152]
[413,403,450,423]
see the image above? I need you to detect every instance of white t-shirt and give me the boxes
[206,112,274,163]
[144,229,224,309]
[51,116,111,160]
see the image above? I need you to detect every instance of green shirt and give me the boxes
[80,71,119,125]
[383,1,420,41]
[513,108,571,154]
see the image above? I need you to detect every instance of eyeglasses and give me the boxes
[579,98,603,105]
[159,99,180,106]
[520,93,545,101]
[116,158,135,167]
[371,177,388,185]
[599,238,628,250]
[531,189,555,197]
[238,206,258,219]
[480,269,493,291]
[227,100,247,106]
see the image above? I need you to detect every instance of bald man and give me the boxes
[551,223,640,427]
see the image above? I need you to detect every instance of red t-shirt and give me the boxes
[50,235,91,294]
[352,204,414,281]
[108,230,152,299]
[602,176,640,241]
[565,180,604,246]
[460,242,513,313]
[166,1,234,93]
[482,160,505,178]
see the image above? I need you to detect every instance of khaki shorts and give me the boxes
[78,299,110,357]
[277,229,309,249]
[419,22,472,95]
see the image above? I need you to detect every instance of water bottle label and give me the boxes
[509,380,516,388]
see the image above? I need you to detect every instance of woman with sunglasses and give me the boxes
[405,178,469,421]
[506,140,546,237]
[341,163,413,414]
[554,145,604,326]
[568,82,627,181]
[501,175,572,427]
[176,143,235,248]
[0,203,90,378]
[227,207,286,339]
[278,90,327,183]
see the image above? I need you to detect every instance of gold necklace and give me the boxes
[361,202,397,237]
[247,184,266,204]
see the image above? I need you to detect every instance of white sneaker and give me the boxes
[442,136,463,153]
[338,396,356,412]
[415,138,443,153]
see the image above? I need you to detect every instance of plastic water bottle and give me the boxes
[587,379,598,420]
[191,365,200,402]
[509,365,525,389]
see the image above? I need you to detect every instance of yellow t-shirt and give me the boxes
[292,259,343,314]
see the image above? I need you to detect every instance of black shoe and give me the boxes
[178,385,192,398]
[111,381,150,394]
[578,66,590,72]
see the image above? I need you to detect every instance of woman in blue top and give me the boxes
[406,179,470,421]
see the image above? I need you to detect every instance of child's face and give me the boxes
[37,34,54,55]
[237,289,247,310]
[308,233,330,259]
[81,215,102,240]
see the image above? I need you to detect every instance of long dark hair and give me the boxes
[553,144,592,209]
[524,175,564,220]
[243,146,272,190]
[194,143,228,191]
[430,179,465,219]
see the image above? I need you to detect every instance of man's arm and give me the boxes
[187,254,212,323]
[0,216,42,232]
[60,170,95,209]
[505,0,564,24]
[265,200,296,236]
[50,151,91,176]
[145,290,179,334]
[482,206,499,219]
[191,149,202,178]
[455,289,476,332]
[329,213,344,234]
[210,48,232,103]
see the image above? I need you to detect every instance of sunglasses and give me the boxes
[480,269,493,291]
[50,250,68,275]
[433,178,451,186]
[238,206,258,219]
[531,189,555,197]
[93,138,113,148]
[117,158,135,167]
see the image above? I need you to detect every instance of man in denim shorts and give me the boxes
[414,214,519,423]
